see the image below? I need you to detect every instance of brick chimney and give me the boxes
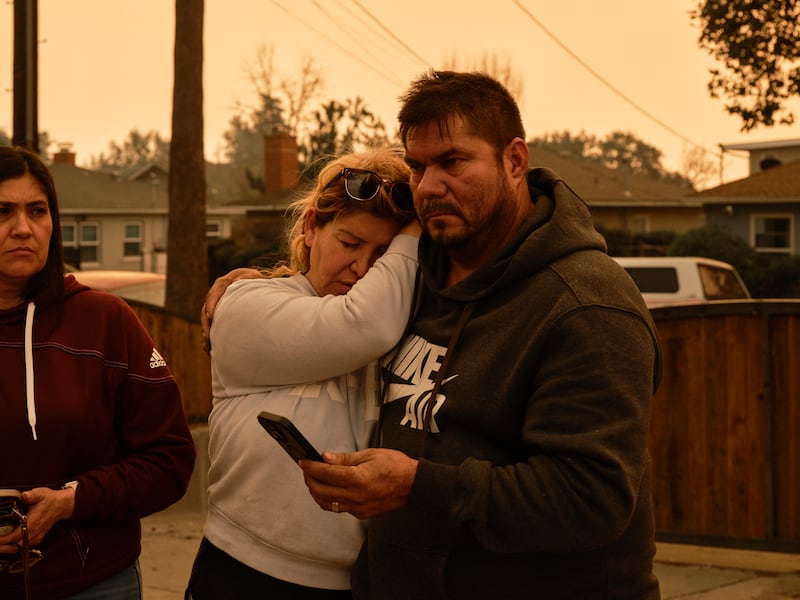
[263,133,298,193]
[53,144,76,166]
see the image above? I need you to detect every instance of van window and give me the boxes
[698,265,748,300]
[624,267,679,293]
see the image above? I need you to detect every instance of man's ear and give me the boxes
[505,137,529,181]
[303,210,317,247]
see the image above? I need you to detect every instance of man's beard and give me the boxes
[421,175,515,250]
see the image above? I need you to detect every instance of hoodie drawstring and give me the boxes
[417,302,476,457]
[24,301,38,441]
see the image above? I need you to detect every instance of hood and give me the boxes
[2,274,91,440]
[418,168,607,302]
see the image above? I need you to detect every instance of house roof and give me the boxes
[51,162,170,213]
[528,145,695,205]
[720,138,800,152]
[691,159,800,203]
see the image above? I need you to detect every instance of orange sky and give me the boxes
[2,0,799,184]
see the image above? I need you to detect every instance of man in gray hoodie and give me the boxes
[301,71,662,600]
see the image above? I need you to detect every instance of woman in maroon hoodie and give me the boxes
[0,145,195,599]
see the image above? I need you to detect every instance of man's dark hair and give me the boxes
[0,145,65,303]
[398,71,525,159]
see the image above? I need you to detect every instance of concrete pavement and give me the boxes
[140,506,800,599]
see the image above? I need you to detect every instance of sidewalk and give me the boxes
[140,506,800,599]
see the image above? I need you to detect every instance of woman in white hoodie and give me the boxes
[186,147,420,599]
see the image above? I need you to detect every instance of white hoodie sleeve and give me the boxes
[210,233,418,393]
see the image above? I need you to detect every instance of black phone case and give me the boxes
[257,411,323,463]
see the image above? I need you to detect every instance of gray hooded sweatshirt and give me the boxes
[354,168,663,600]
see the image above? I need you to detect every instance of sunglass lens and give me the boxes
[345,172,380,201]
[391,183,415,214]
[8,549,42,573]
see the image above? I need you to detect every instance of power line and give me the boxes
[309,0,406,84]
[268,0,404,88]
[512,0,726,161]
[332,0,424,72]
[349,0,433,70]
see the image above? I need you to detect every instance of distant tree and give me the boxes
[597,131,665,178]
[299,98,391,181]
[680,145,720,190]
[221,45,391,186]
[669,224,759,288]
[90,129,170,173]
[531,130,692,186]
[531,130,597,160]
[1,128,53,162]
[442,51,524,105]
[219,45,322,186]
[165,0,206,320]
[691,0,800,130]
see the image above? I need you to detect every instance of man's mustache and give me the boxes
[417,199,463,221]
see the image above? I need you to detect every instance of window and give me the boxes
[206,220,222,238]
[124,223,142,257]
[698,265,749,300]
[629,215,649,234]
[61,221,100,267]
[62,223,75,245]
[78,223,100,264]
[752,214,793,254]
[623,267,679,294]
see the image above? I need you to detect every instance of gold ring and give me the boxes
[331,501,340,513]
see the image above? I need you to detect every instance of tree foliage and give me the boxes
[220,46,391,186]
[531,130,693,187]
[691,0,800,131]
[442,51,525,104]
[299,98,391,181]
[680,145,720,190]
[89,128,170,173]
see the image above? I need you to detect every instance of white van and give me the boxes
[612,256,751,307]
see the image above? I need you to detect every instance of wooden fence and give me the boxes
[130,299,800,551]
[649,300,800,551]
[128,302,212,424]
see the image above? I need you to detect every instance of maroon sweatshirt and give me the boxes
[0,275,195,599]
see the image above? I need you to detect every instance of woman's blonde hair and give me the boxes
[266,146,414,277]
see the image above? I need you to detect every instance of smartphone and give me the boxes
[257,411,323,463]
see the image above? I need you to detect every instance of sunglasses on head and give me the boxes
[0,548,42,574]
[324,168,415,215]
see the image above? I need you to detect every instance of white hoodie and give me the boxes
[203,233,418,590]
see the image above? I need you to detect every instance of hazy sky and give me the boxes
[2,0,799,184]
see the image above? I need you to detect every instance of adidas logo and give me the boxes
[149,348,167,369]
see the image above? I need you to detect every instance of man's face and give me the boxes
[403,116,517,252]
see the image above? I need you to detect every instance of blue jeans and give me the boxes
[66,561,142,600]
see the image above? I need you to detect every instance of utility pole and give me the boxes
[12,0,38,153]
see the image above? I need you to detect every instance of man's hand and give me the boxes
[300,448,418,520]
[201,267,265,352]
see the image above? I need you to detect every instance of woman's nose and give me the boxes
[12,212,32,236]
[350,253,372,278]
